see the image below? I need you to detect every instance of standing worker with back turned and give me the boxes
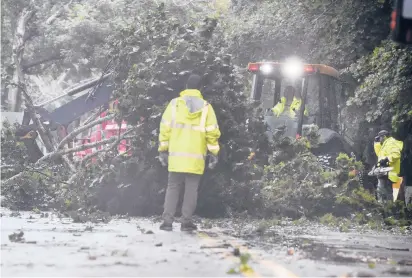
[157,74,221,232]
[374,130,404,203]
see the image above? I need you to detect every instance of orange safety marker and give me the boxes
[391,10,397,30]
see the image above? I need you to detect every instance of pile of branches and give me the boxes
[1,81,141,214]
[257,127,373,219]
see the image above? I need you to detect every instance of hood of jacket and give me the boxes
[178,89,206,119]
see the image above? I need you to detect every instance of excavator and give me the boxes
[12,74,119,163]
[247,58,353,166]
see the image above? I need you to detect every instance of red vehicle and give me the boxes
[14,75,132,163]
[74,101,130,161]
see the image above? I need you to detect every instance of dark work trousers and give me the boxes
[377,177,393,204]
[162,172,201,224]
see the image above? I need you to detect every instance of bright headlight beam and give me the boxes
[260,64,273,74]
[282,58,304,79]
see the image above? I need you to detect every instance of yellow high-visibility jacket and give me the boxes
[158,89,221,175]
[374,137,404,182]
[272,97,308,118]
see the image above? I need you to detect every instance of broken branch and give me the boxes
[10,83,76,172]
[79,126,139,167]
[46,0,73,25]
[11,83,55,152]
[22,54,64,72]
[57,114,115,150]
[40,126,137,165]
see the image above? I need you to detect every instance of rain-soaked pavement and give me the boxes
[1,208,412,277]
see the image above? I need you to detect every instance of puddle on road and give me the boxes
[249,232,412,277]
[217,218,412,276]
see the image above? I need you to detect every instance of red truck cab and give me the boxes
[74,100,130,161]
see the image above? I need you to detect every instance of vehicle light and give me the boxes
[282,57,304,79]
[260,64,273,74]
[304,65,315,73]
[248,63,260,72]
[391,10,397,30]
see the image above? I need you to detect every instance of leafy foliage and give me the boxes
[346,41,412,133]
[259,136,367,219]
[1,121,30,179]
[224,0,390,68]
[1,121,68,210]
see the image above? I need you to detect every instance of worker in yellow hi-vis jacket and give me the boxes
[158,74,221,232]
[374,130,404,203]
[272,86,308,118]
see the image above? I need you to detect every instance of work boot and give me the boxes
[181,222,197,232]
[159,222,173,231]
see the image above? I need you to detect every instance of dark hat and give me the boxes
[186,74,202,90]
[377,130,389,137]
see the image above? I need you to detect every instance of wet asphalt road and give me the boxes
[1,211,242,277]
[1,209,412,277]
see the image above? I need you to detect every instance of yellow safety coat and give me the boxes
[272,97,308,118]
[374,137,404,182]
[158,89,221,175]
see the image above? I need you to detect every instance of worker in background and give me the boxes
[272,86,308,118]
[158,74,221,232]
[373,130,404,203]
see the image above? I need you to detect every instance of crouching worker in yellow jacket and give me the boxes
[374,130,404,203]
[158,74,221,232]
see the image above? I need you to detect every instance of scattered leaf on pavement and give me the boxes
[8,231,24,242]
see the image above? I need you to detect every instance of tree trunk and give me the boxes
[8,9,34,112]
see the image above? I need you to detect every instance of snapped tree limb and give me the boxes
[1,164,70,186]
[11,83,55,153]
[2,135,120,185]
[83,108,105,126]
[79,127,139,168]
[46,0,73,25]
[2,172,25,186]
[1,165,19,170]
[67,129,138,185]
[22,54,64,72]
[57,114,115,150]
[11,83,77,172]
[40,126,137,165]
[25,166,70,185]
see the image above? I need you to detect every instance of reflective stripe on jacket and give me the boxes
[374,137,404,182]
[158,89,221,175]
[272,97,308,118]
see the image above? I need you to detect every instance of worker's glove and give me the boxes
[159,152,168,167]
[374,136,381,142]
[378,157,390,167]
[208,155,218,169]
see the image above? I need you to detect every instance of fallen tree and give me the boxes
[1,1,410,226]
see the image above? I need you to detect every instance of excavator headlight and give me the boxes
[282,58,304,79]
[260,64,273,74]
